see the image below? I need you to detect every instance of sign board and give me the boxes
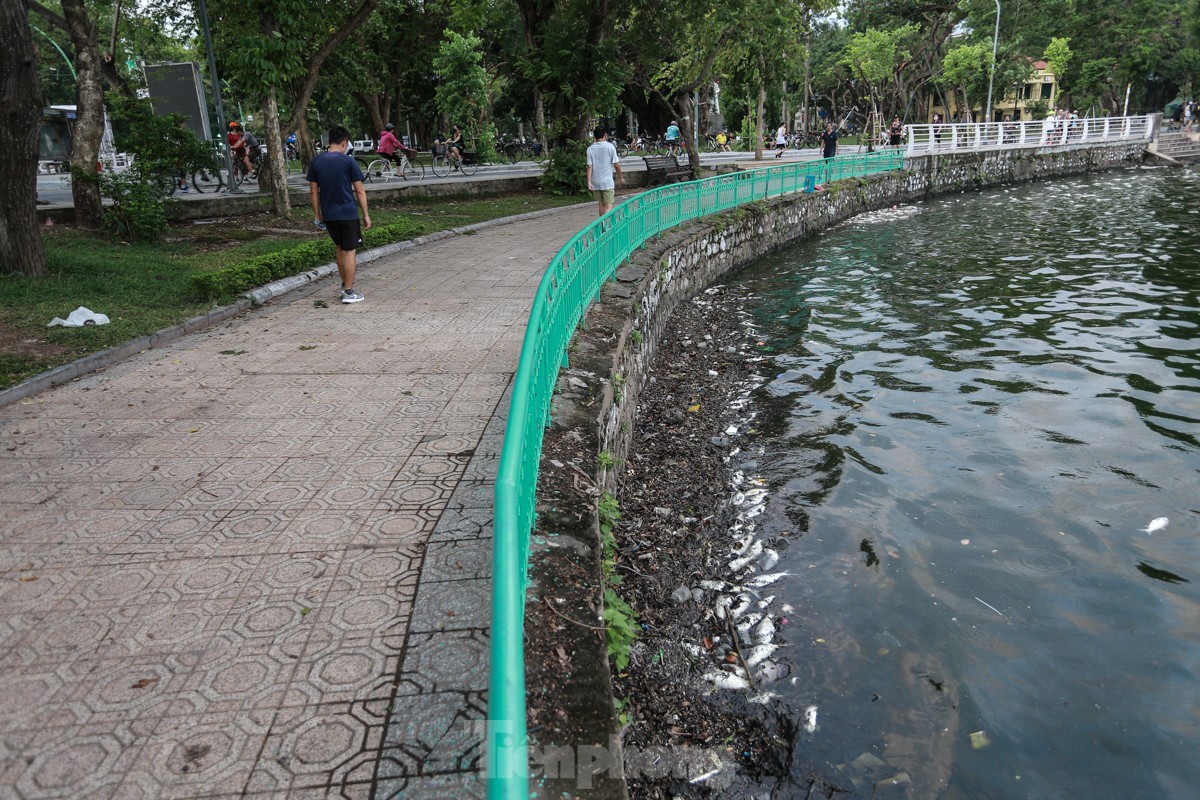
[144,62,212,141]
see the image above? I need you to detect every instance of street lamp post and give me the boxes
[985,0,1001,124]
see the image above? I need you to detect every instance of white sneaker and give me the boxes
[341,290,364,304]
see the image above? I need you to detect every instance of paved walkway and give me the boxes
[1,203,597,799]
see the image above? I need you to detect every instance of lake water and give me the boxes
[732,167,1200,798]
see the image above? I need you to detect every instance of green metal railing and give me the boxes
[487,150,905,798]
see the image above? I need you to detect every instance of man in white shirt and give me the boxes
[586,126,624,216]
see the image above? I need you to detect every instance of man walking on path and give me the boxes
[821,121,839,160]
[308,125,372,303]
[586,126,624,216]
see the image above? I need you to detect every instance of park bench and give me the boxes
[643,155,689,186]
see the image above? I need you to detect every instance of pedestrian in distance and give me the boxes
[586,125,624,217]
[307,125,373,304]
[775,123,787,158]
[888,116,904,147]
[820,121,839,159]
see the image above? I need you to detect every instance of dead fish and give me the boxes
[742,504,766,520]
[714,595,734,620]
[731,533,757,557]
[756,595,776,609]
[753,615,776,644]
[803,705,819,733]
[699,579,728,592]
[748,691,779,705]
[1141,516,1169,535]
[759,548,780,571]
[731,491,747,507]
[727,593,754,619]
[730,541,764,572]
[743,572,790,588]
[757,660,789,682]
[735,612,764,639]
[741,488,769,506]
[703,671,750,690]
[745,643,779,667]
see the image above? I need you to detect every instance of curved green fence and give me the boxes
[488,150,905,799]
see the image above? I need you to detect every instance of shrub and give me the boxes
[99,167,170,243]
[539,140,588,196]
[190,218,429,301]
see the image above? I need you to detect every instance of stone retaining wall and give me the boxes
[529,142,1145,798]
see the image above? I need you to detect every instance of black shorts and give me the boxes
[324,218,362,252]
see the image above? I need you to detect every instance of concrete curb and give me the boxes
[1,201,591,410]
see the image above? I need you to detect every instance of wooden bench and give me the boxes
[643,155,689,186]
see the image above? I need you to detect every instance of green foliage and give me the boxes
[1044,37,1073,91]
[596,492,638,671]
[433,30,497,161]
[1024,99,1051,119]
[941,43,991,107]
[598,450,617,469]
[191,218,429,300]
[94,95,218,244]
[842,24,917,96]
[107,94,216,177]
[598,492,620,582]
[603,587,639,672]
[98,168,170,243]
[539,140,588,195]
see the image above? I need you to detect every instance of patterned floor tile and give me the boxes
[0,204,597,798]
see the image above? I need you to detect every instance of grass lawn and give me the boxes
[0,191,586,390]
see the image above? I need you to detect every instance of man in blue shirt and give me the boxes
[307,126,373,303]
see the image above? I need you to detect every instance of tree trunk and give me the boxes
[532,90,548,152]
[298,114,316,171]
[1,1,49,276]
[676,98,701,180]
[262,88,290,218]
[353,90,384,138]
[755,82,766,160]
[60,0,105,229]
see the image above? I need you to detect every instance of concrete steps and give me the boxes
[1151,132,1200,163]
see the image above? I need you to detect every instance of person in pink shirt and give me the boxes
[377,123,417,166]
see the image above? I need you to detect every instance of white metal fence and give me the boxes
[905,114,1154,156]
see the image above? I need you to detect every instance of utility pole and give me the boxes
[196,0,240,192]
[985,0,1001,124]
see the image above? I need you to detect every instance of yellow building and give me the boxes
[931,61,1059,122]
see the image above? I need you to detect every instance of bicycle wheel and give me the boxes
[354,156,373,173]
[191,168,222,193]
[431,155,451,177]
[401,158,425,181]
[460,155,478,176]
[365,159,389,183]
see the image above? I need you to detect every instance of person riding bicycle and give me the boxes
[665,120,683,154]
[228,122,260,180]
[378,123,417,167]
[446,125,465,164]
[228,121,248,175]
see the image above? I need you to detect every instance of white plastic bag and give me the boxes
[48,306,110,327]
